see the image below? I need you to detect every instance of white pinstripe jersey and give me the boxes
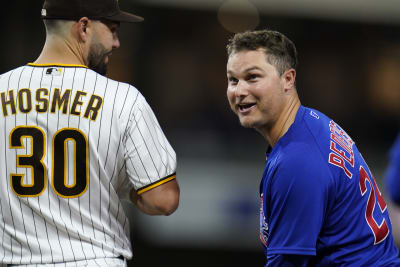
[0,64,177,266]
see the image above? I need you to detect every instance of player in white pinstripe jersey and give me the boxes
[0,0,180,266]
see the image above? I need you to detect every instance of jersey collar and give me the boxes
[27,63,88,68]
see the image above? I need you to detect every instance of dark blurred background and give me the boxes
[5,0,400,266]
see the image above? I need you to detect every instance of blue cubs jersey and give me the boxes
[385,133,400,205]
[259,105,400,266]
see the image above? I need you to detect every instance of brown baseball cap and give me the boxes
[41,0,144,23]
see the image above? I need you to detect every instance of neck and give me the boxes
[34,35,87,66]
[263,96,301,147]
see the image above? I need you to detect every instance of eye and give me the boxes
[247,74,259,81]
[228,77,238,85]
[109,24,119,35]
[101,20,120,36]
[112,28,119,39]
[111,25,120,34]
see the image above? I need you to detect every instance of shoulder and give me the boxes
[281,106,343,174]
[0,66,26,81]
[88,71,144,106]
[269,108,336,190]
[278,143,330,173]
[88,70,139,93]
[301,107,333,139]
[276,106,331,173]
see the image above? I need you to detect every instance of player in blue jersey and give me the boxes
[385,133,400,205]
[226,29,400,266]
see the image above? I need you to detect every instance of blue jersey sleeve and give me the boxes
[265,146,333,256]
[266,254,311,267]
[385,133,400,205]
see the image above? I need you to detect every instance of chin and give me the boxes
[239,117,256,128]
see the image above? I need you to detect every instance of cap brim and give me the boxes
[106,11,144,23]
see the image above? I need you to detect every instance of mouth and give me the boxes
[237,103,256,113]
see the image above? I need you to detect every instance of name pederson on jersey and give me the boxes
[259,105,400,266]
[0,64,176,265]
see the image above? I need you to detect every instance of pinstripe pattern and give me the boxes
[0,64,177,266]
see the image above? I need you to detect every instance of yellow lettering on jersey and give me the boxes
[83,94,103,121]
[18,88,33,113]
[70,91,87,116]
[35,88,49,113]
[1,90,16,116]
[51,88,71,114]
[2,87,103,121]
[51,128,89,198]
[9,126,47,197]
[62,137,77,189]
[11,135,35,187]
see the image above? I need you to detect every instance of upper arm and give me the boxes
[121,92,179,214]
[123,92,177,194]
[133,177,180,215]
[266,151,332,256]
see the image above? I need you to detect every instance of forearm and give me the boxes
[130,179,180,216]
[131,191,173,215]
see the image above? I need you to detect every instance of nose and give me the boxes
[234,80,249,98]
[113,37,120,49]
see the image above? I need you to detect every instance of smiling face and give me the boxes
[227,48,287,132]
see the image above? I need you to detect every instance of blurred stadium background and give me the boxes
[4,0,400,266]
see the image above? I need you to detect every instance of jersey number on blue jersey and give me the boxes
[328,120,389,245]
[9,126,89,198]
[359,165,389,244]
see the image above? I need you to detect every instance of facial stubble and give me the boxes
[87,41,111,75]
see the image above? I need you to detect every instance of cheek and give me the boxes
[226,86,231,97]
[254,81,275,100]
[226,88,235,105]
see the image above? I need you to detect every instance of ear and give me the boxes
[282,68,296,92]
[76,17,90,42]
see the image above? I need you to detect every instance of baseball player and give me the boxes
[226,29,400,266]
[0,0,179,266]
[385,133,400,205]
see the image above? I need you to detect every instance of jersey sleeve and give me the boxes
[123,92,177,195]
[385,133,400,205]
[266,253,311,267]
[265,148,333,256]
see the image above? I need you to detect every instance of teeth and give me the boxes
[240,103,253,108]
[238,103,255,111]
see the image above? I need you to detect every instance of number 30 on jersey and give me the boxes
[9,126,88,198]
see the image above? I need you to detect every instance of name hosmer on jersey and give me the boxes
[0,87,103,121]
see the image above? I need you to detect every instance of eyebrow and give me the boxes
[227,66,263,75]
[243,66,263,72]
[100,19,120,30]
